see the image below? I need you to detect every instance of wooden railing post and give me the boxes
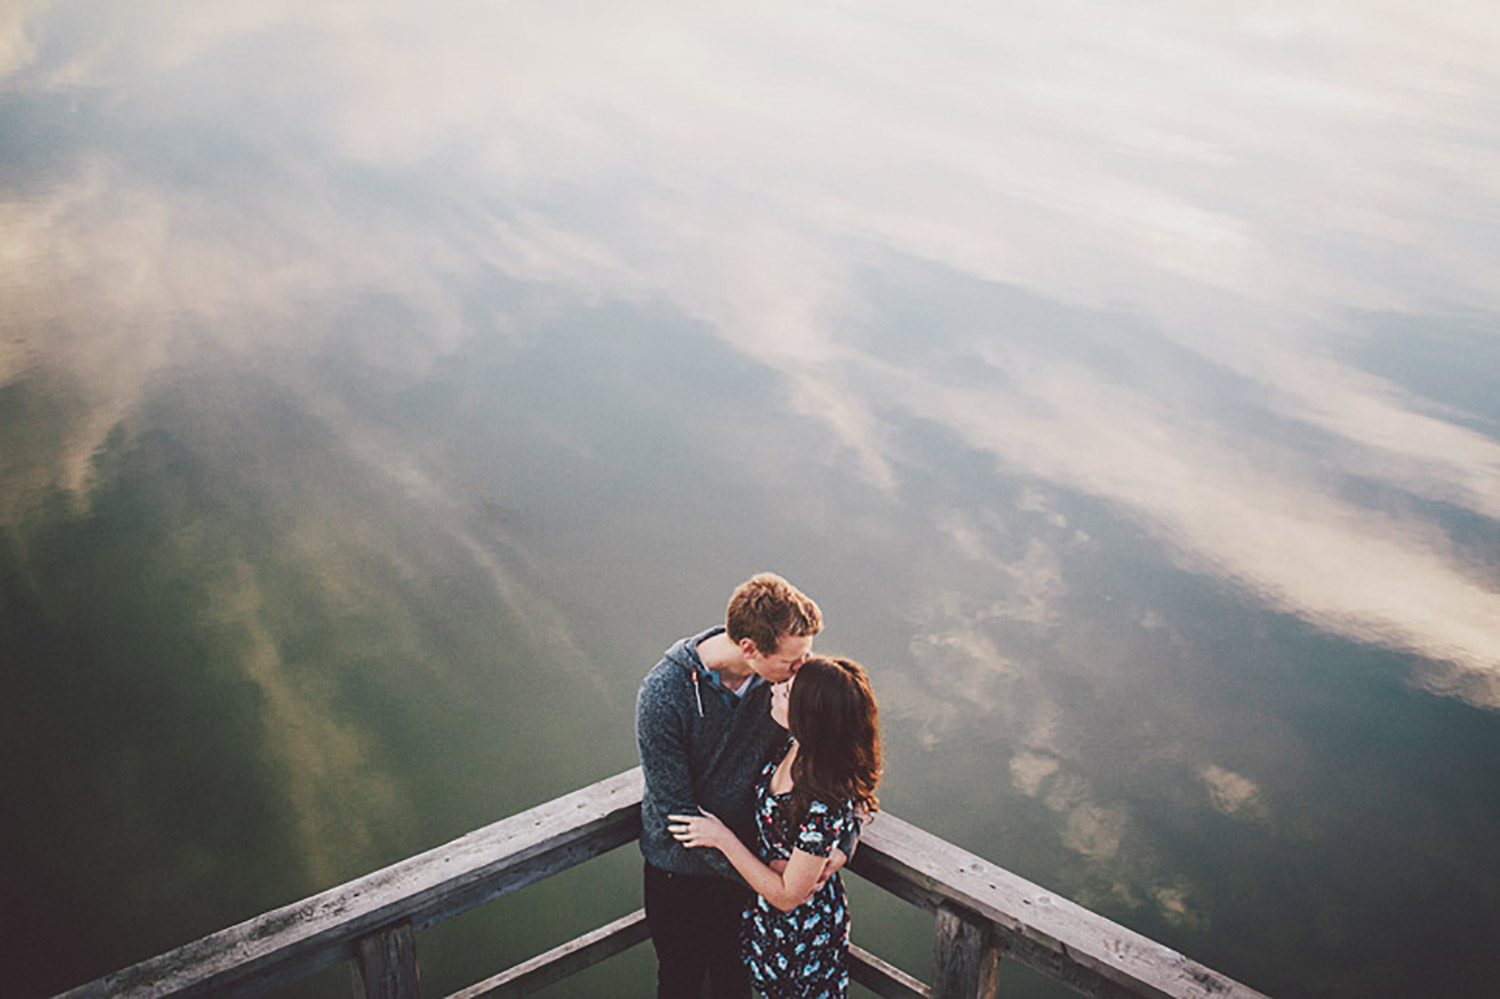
[931,905,1002,999]
[354,922,421,999]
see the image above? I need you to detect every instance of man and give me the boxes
[637,572,846,999]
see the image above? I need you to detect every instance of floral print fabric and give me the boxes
[742,748,857,999]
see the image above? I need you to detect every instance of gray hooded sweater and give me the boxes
[636,626,788,880]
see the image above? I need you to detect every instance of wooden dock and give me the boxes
[55,768,1268,999]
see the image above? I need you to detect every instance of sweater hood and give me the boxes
[662,625,723,678]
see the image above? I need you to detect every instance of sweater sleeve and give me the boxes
[837,811,862,859]
[636,666,737,878]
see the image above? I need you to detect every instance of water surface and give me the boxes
[4,3,1499,997]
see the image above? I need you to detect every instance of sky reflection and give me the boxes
[5,3,1500,993]
[15,0,1496,700]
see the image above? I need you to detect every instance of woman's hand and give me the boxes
[668,809,734,852]
[670,809,823,911]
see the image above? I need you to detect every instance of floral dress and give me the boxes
[742,746,858,999]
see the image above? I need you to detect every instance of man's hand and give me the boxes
[819,847,848,889]
[772,847,846,891]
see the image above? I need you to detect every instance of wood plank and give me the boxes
[848,813,1269,999]
[445,909,650,999]
[354,923,421,999]
[56,769,1269,999]
[931,906,1001,999]
[56,769,646,999]
[849,943,930,999]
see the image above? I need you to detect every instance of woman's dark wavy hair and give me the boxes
[785,656,882,832]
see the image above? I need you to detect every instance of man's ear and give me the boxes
[738,636,760,659]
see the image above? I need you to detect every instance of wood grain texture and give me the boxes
[354,923,420,999]
[849,812,1268,999]
[55,768,1269,999]
[849,943,931,999]
[56,770,644,999]
[931,906,1002,999]
[444,909,649,999]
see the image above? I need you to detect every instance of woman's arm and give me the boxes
[669,810,825,912]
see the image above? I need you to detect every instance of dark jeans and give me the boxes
[644,861,752,999]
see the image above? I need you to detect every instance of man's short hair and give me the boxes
[726,572,823,656]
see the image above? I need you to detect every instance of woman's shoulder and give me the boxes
[793,795,855,856]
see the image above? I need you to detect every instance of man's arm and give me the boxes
[834,813,861,865]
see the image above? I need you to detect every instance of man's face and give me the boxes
[747,633,813,683]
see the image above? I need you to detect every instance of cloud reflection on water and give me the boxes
[8,6,1500,990]
[5,0,1500,718]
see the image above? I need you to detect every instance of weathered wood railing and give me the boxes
[57,768,1268,999]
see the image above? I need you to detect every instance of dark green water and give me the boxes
[4,4,1500,997]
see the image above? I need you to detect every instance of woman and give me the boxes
[670,655,881,999]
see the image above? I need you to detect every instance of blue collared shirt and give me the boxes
[698,659,765,710]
